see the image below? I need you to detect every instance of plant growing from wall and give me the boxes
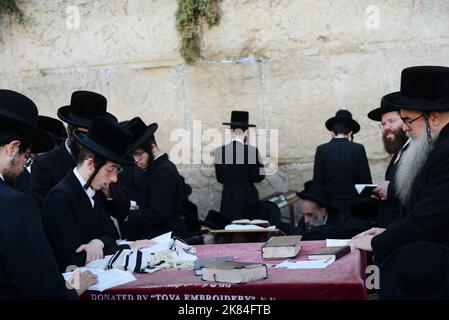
[176,0,222,64]
[0,0,25,24]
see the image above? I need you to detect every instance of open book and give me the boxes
[63,268,137,292]
[202,261,267,284]
[231,219,270,227]
[355,184,378,197]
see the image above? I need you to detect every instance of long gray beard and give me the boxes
[395,129,438,205]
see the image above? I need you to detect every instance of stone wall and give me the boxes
[1,0,449,217]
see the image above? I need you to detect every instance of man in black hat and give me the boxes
[16,115,68,194]
[350,66,449,263]
[121,117,188,240]
[42,118,155,271]
[287,184,343,240]
[214,111,265,221]
[30,91,130,235]
[0,89,97,299]
[313,109,372,216]
[367,99,409,227]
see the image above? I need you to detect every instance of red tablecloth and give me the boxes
[83,241,368,300]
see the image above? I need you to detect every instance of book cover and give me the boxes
[262,235,302,259]
[307,246,351,261]
[354,184,378,197]
[231,218,270,227]
[201,261,268,284]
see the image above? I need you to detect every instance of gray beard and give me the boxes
[395,129,438,205]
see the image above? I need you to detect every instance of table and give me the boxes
[83,241,368,300]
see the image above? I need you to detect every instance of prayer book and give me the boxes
[307,246,351,261]
[261,235,302,259]
[202,261,268,284]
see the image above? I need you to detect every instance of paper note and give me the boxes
[275,256,335,269]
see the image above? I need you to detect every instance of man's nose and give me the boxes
[110,174,118,183]
[402,123,410,132]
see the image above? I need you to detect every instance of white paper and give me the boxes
[326,239,350,247]
[140,231,173,254]
[355,184,378,194]
[275,256,335,269]
[63,268,137,292]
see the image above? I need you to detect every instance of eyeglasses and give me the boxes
[24,152,33,167]
[103,165,123,175]
[379,117,401,129]
[401,114,425,127]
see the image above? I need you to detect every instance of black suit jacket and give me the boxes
[372,124,449,262]
[313,138,372,215]
[42,171,127,271]
[0,179,78,299]
[127,154,187,240]
[31,143,130,223]
[214,141,265,220]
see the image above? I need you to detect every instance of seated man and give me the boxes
[43,118,154,271]
[294,184,344,240]
[122,117,187,240]
[0,89,96,299]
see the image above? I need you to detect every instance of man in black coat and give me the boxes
[0,89,96,299]
[122,117,187,240]
[42,118,154,271]
[214,111,265,221]
[350,66,449,264]
[367,99,409,227]
[30,91,130,228]
[313,109,372,216]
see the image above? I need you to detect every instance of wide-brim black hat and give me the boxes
[296,180,312,198]
[367,96,401,122]
[222,111,256,129]
[38,115,68,145]
[73,117,134,165]
[382,66,449,112]
[298,184,336,211]
[57,90,117,128]
[0,89,54,153]
[325,109,360,134]
[380,241,449,300]
[124,117,158,152]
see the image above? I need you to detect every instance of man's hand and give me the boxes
[75,271,98,296]
[129,239,157,250]
[352,227,385,239]
[76,239,104,264]
[373,181,390,200]
[348,235,374,252]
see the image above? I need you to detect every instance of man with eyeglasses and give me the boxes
[350,66,449,270]
[42,118,154,271]
[366,99,409,227]
[0,89,98,299]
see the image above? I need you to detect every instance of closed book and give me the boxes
[202,261,267,284]
[354,184,378,197]
[261,235,302,259]
[194,256,234,276]
[307,246,351,261]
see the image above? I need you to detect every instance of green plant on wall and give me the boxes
[0,0,25,24]
[176,0,222,64]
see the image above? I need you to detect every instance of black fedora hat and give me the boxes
[383,66,449,112]
[73,117,134,165]
[325,109,360,134]
[124,117,158,153]
[57,91,117,128]
[380,241,449,300]
[296,180,312,199]
[0,89,53,153]
[367,96,401,122]
[298,184,336,211]
[38,115,68,146]
[222,111,256,130]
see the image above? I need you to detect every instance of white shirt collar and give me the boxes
[73,168,96,208]
[0,173,4,182]
[394,138,411,165]
[232,137,245,144]
[153,153,165,162]
[65,139,72,156]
